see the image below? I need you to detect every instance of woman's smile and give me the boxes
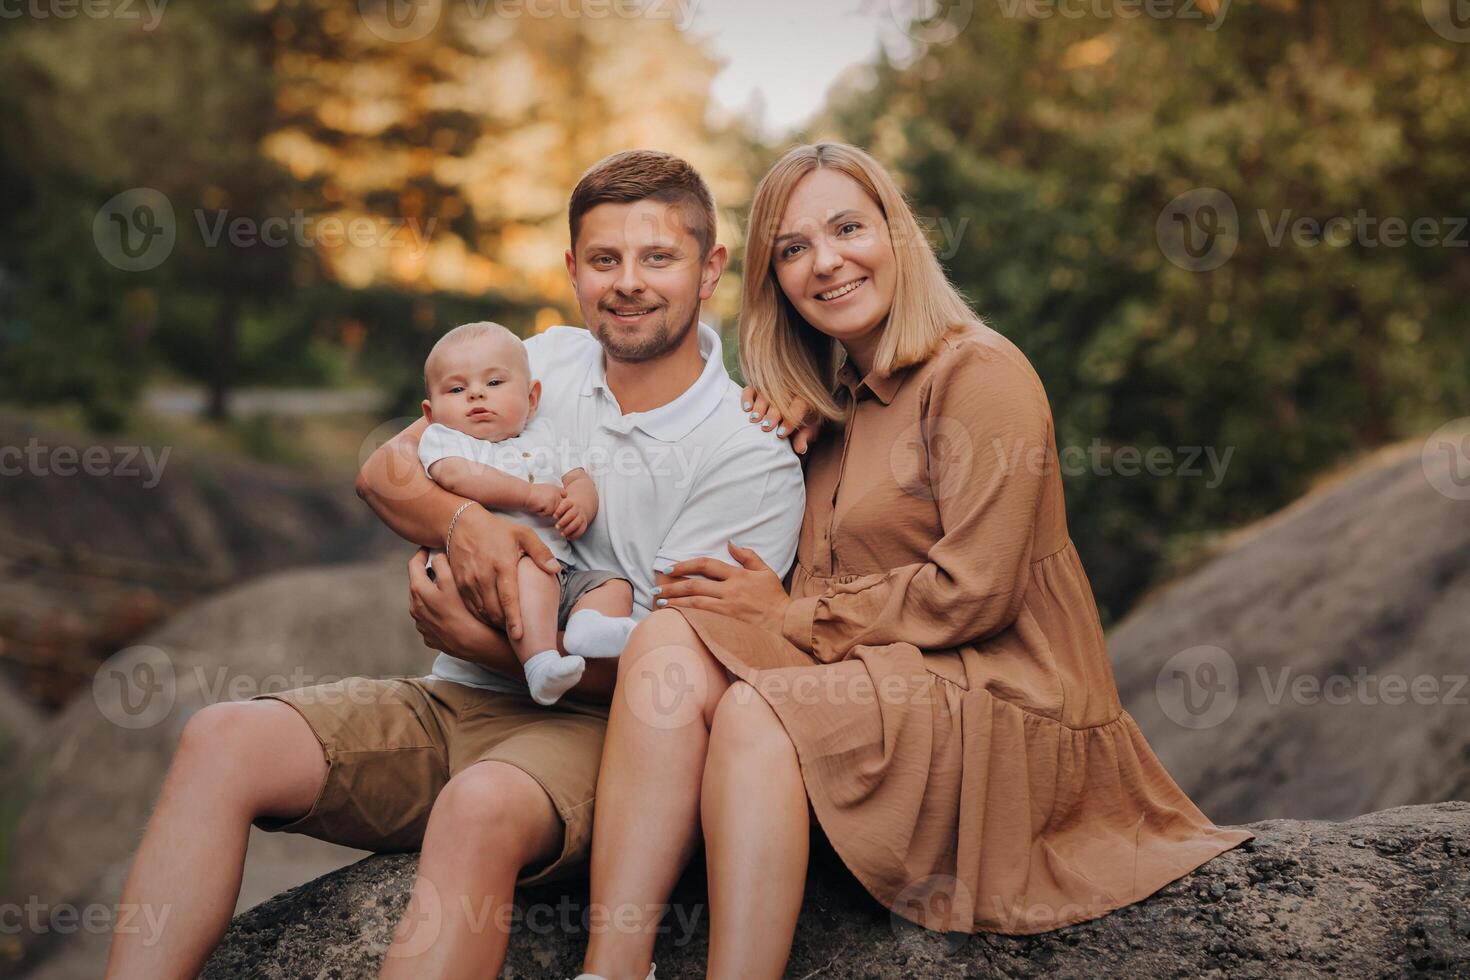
[815,277,867,302]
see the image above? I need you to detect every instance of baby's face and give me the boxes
[423,334,538,442]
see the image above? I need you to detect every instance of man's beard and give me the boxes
[593,305,698,364]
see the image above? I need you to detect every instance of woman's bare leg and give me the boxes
[581,610,730,980]
[702,683,808,980]
[105,700,328,980]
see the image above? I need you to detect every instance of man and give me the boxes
[105,150,805,979]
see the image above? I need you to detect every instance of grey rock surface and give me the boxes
[205,801,1470,979]
[0,557,428,979]
[1110,443,1470,825]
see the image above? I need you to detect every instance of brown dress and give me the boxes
[681,324,1253,935]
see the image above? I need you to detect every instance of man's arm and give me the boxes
[358,418,560,640]
[407,549,616,702]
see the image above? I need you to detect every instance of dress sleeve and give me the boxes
[781,341,1054,662]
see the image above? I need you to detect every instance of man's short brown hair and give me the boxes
[568,150,716,256]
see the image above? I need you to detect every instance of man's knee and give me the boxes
[710,683,793,758]
[172,700,325,813]
[427,763,558,869]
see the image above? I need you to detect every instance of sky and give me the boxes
[684,0,910,137]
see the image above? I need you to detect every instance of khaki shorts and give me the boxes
[250,676,608,885]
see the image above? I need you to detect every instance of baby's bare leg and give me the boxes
[513,556,584,705]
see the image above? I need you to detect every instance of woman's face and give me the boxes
[770,168,898,362]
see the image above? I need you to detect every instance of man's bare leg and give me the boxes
[105,700,328,980]
[582,610,730,980]
[379,761,561,979]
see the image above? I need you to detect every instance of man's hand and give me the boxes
[526,482,565,518]
[408,549,510,663]
[444,505,560,640]
[740,386,821,455]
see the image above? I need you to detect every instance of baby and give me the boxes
[418,321,636,705]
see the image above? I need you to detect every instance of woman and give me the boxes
[578,143,1252,980]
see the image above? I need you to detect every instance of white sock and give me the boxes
[524,649,585,705]
[563,609,638,659]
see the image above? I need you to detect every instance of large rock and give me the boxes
[1110,441,1470,825]
[0,418,399,708]
[0,557,430,979]
[204,801,1470,978]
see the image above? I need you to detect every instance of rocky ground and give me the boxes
[204,801,1470,978]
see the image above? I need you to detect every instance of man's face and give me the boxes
[565,198,726,363]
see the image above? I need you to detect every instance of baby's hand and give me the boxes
[553,495,589,540]
[526,482,564,517]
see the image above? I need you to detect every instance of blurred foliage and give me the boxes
[822,0,1470,617]
[0,0,1466,619]
[0,0,759,428]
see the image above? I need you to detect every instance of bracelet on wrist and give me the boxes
[444,501,475,559]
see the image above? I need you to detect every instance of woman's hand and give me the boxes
[443,506,560,640]
[653,541,791,632]
[741,386,822,455]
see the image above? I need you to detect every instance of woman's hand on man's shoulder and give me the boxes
[741,385,821,455]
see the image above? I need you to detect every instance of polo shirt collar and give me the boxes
[584,321,730,442]
[835,357,904,405]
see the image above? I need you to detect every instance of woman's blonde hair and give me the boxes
[739,142,984,423]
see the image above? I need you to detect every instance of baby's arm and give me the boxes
[428,457,563,517]
[553,468,598,540]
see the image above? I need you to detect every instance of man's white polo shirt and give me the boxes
[429,321,806,695]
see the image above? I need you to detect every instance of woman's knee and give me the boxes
[709,683,795,759]
[616,610,726,728]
